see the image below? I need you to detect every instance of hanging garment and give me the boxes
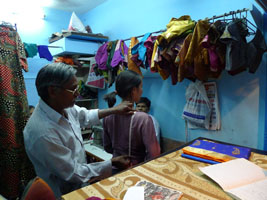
[176,33,195,82]
[201,20,226,73]
[157,15,195,49]
[183,20,211,81]
[246,28,267,73]
[106,41,118,87]
[23,43,38,58]
[151,42,170,80]
[0,26,35,199]
[161,37,185,85]
[131,32,151,68]
[95,42,109,70]
[37,45,53,61]
[220,19,249,75]
[128,37,142,76]
[111,40,128,67]
[144,35,157,69]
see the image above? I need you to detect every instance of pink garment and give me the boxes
[103,111,160,166]
[95,42,108,70]
[201,35,222,72]
[110,40,128,67]
[144,36,157,68]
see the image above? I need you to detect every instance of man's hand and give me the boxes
[112,101,134,115]
[111,155,131,170]
[98,101,134,119]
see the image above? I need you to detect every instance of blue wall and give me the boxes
[19,8,73,107]
[15,1,266,149]
[81,0,267,149]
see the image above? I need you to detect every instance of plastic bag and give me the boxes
[182,80,212,129]
[68,12,87,33]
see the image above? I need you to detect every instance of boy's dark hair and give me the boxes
[29,105,35,110]
[137,97,151,108]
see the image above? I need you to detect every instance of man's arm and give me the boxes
[98,101,134,119]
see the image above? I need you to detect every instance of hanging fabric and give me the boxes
[0,24,35,199]
[94,8,265,86]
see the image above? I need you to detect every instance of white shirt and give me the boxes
[23,99,112,198]
[150,115,161,145]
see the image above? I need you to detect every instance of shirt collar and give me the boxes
[39,98,63,123]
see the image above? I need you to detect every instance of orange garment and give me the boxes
[183,20,210,81]
[128,37,142,76]
[55,57,74,65]
[176,33,195,82]
[182,146,236,162]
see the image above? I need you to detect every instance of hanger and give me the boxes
[0,21,17,31]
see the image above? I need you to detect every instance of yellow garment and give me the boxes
[184,20,210,64]
[182,146,236,162]
[127,37,142,76]
[183,20,210,81]
[157,15,195,47]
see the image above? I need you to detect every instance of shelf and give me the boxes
[49,32,108,57]
[49,37,101,56]
[75,98,97,102]
[49,31,109,43]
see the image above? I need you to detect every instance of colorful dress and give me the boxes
[0,25,35,199]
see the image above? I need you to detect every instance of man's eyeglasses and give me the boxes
[64,86,79,95]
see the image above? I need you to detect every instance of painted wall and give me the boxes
[10,0,266,149]
[81,0,267,149]
[18,8,73,107]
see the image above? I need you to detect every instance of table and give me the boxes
[62,137,267,200]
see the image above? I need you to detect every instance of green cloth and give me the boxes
[23,43,38,58]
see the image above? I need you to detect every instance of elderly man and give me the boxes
[23,63,132,198]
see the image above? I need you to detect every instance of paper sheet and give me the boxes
[123,186,144,200]
[199,158,267,200]
[199,158,265,190]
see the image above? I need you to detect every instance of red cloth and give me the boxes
[22,177,56,200]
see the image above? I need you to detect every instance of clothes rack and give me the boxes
[123,8,256,41]
[48,45,63,48]
[123,29,166,41]
[206,8,249,21]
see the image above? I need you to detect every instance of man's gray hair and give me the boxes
[36,62,77,101]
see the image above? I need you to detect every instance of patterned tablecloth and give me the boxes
[62,150,267,200]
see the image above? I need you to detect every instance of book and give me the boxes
[199,158,267,200]
[134,180,183,200]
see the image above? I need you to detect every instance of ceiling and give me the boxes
[47,0,108,14]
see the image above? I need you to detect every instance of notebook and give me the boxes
[199,158,267,200]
